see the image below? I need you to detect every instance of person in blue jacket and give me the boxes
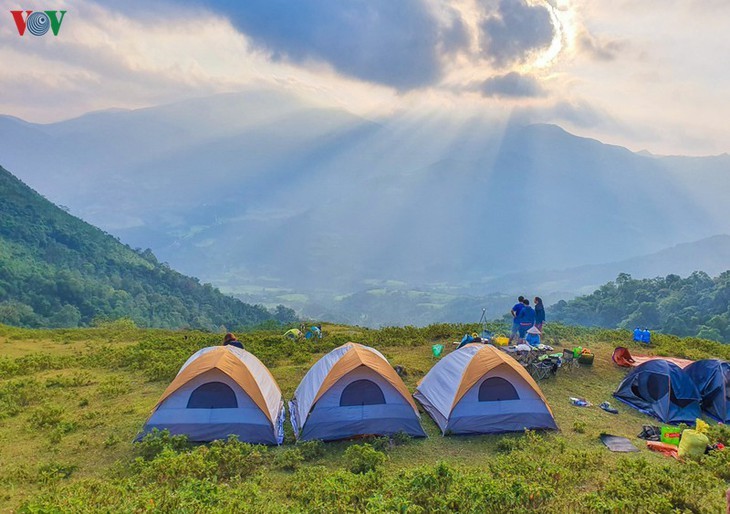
[534,297,545,333]
[518,299,536,339]
[511,296,525,340]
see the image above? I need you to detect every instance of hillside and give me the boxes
[0,166,294,330]
[0,322,728,512]
[551,271,730,342]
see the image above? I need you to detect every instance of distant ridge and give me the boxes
[482,234,730,297]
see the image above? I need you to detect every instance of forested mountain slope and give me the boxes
[0,165,294,329]
[551,272,730,342]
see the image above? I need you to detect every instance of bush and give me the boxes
[97,377,131,398]
[136,429,191,460]
[344,444,387,474]
[28,404,64,429]
[0,378,44,418]
[37,462,77,484]
[274,448,304,471]
[296,440,325,461]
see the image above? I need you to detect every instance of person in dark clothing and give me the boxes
[518,299,536,339]
[511,296,525,340]
[534,297,545,333]
[223,332,244,350]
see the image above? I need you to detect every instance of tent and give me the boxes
[139,346,285,444]
[612,346,693,369]
[414,343,557,435]
[289,342,426,441]
[613,359,701,424]
[685,359,730,423]
[283,328,302,339]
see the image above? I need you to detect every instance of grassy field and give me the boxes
[1,321,729,513]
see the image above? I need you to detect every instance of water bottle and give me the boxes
[633,328,642,342]
[641,329,651,344]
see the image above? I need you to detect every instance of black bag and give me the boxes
[637,425,661,441]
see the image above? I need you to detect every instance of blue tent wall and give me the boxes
[685,359,730,423]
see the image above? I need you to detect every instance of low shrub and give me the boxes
[344,444,387,474]
[273,448,304,471]
[28,404,64,429]
[296,440,325,461]
[37,462,77,484]
[136,429,192,460]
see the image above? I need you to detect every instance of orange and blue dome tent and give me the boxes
[289,342,425,441]
[138,346,284,444]
[414,343,557,435]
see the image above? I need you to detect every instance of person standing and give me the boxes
[518,299,536,340]
[534,297,545,333]
[511,296,525,341]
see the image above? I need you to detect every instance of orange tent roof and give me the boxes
[152,346,278,425]
[450,344,552,416]
[311,342,419,414]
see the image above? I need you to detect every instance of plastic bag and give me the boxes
[695,418,709,434]
[432,344,444,357]
[677,429,709,460]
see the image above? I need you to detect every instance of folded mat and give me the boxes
[600,434,639,452]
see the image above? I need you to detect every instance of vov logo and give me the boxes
[11,10,67,36]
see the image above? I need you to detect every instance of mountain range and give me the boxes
[1,87,729,325]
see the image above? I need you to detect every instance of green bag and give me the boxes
[432,344,444,357]
[573,346,583,358]
[660,426,681,446]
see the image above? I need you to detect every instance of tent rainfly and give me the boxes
[289,342,426,441]
[414,343,557,435]
[613,359,701,424]
[139,346,284,444]
[685,359,730,423]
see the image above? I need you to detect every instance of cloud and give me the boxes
[177,0,469,90]
[578,32,626,61]
[479,0,556,67]
[481,72,544,98]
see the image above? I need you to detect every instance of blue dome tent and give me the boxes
[613,359,701,424]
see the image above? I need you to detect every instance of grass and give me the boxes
[0,321,728,512]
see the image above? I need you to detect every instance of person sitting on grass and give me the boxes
[223,332,244,350]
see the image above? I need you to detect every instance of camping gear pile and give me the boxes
[640,419,724,461]
[140,341,557,444]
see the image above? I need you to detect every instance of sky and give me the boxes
[1,0,729,155]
